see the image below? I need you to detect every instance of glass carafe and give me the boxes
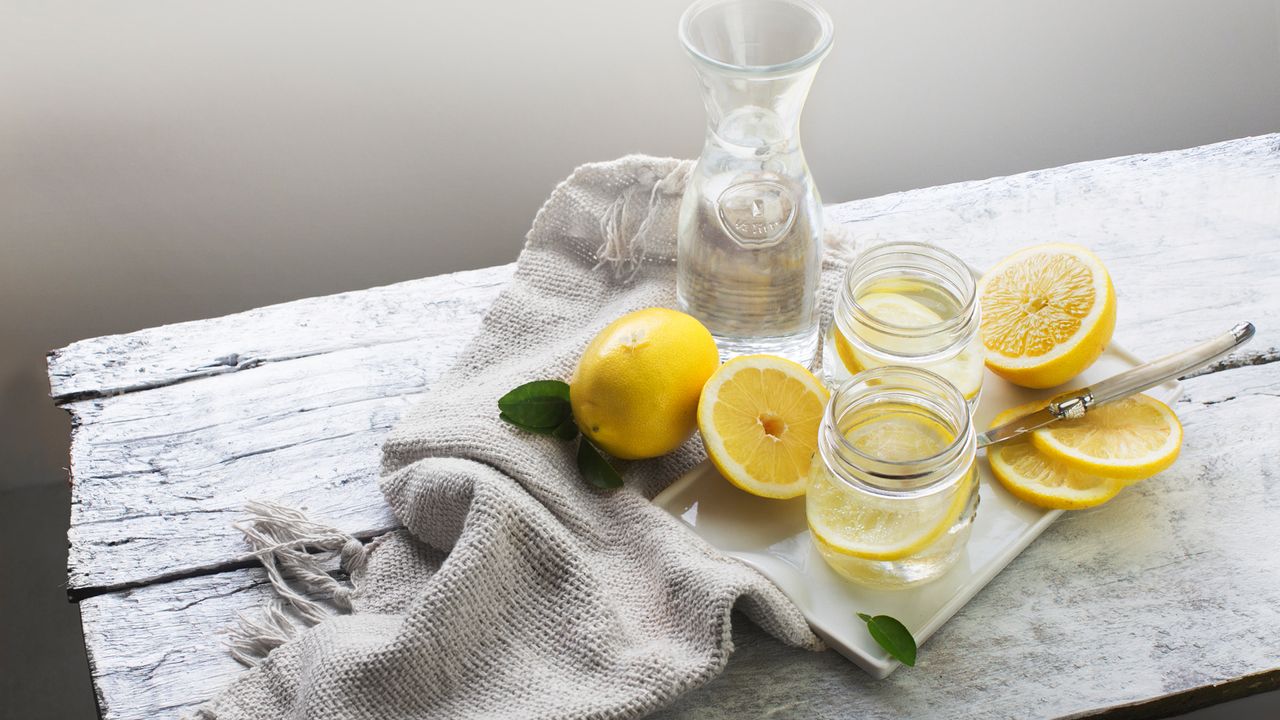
[676,0,833,366]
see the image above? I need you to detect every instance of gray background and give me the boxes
[2,0,1278,717]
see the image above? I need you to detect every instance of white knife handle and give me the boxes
[1083,322,1255,410]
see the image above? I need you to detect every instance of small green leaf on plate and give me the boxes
[858,613,917,667]
[577,438,623,489]
[498,380,572,430]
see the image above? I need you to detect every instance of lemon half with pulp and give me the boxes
[978,243,1116,389]
[697,355,828,499]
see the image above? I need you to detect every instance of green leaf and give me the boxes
[500,412,553,434]
[577,439,623,489]
[858,613,917,667]
[498,380,571,430]
[551,415,579,441]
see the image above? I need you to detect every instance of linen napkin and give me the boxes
[196,155,859,719]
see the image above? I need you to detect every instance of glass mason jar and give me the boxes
[823,241,984,406]
[676,0,833,367]
[807,367,979,589]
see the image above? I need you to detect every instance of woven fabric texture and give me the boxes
[196,155,860,720]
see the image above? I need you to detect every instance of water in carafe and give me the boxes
[676,0,833,366]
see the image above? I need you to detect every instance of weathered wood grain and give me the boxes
[827,133,1280,362]
[61,271,509,593]
[77,362,1280,720]
[78,568,273,720]
[48,264,514,402]
[66,341,416,593]
[58,136,1280,595]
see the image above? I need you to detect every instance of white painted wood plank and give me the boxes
[57,136,1280,594]
[64,336,468,592]
[58,265,509,594]
[79,362,1280,720]
[78,568,272,720]
[47,264,514,402]
[55,135,1280,717]
[828,133,1280,362]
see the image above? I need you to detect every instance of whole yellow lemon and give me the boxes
[570,308,720,460]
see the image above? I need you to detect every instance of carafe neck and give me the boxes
[693,66,817,151]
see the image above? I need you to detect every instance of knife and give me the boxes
[977,322,1256,448]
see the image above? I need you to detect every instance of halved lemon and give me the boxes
[697,355,829,499]
[832,292,984,400]
[986,404,1124,510]
[1030,393,1182,481]
[979,243,1116,389]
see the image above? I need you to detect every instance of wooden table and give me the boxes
[51,135,1280,719]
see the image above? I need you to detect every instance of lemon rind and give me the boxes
[987,441,1125,510]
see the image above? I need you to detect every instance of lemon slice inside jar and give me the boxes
[833,292,984,400]
[806,409,971,561]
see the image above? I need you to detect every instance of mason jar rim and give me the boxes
[818,366,976,498]
[839,241,978,343]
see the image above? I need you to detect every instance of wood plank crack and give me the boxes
[50,348,337,404]
[69,525,397,602]
[1184,347,1280,379]
[47,264,515,403]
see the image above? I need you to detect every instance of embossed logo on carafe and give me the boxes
[717,180,797,248]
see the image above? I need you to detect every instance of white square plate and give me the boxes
[652,341,1182,678]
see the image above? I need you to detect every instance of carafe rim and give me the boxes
[678,0,834,77]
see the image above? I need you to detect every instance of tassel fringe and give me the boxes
[594,161,692,282]
[222,501,367,666]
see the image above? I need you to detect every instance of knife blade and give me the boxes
[976,405,1060,447]
[977,322,1255,448]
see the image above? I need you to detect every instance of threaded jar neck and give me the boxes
[834,241,979,364]
[818,366,976,498]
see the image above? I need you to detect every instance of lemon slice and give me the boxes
[841,408,955,461]
[979,243,1116,388]
[986,404,1124,510]
[831,326,865,375]
[1030,393,1182,481]
[833,295,984,400]
[856,291,942,328]
[697,354,829,499]
[807,467,972,561]
[806,407,971,561]
[847,293,944,360]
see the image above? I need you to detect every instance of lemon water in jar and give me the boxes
[824,241,983,406]
[807,367,979,588]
